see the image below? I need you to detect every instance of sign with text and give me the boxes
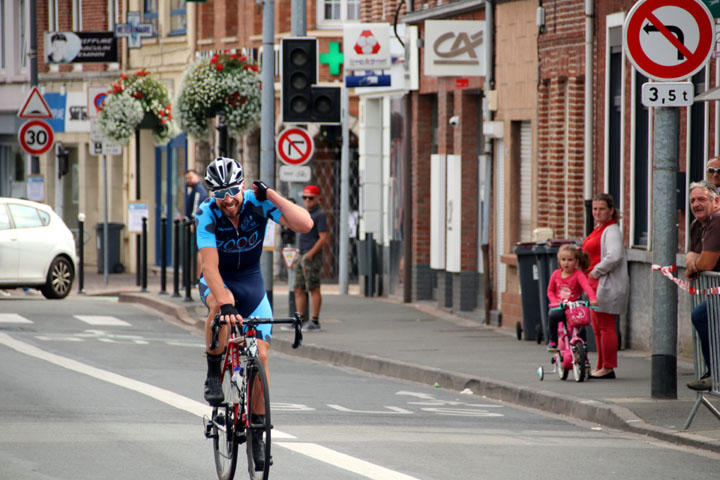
[641,81,694,106]
[424,20,486,77]
[279,165,312,182]
[44,31,118,64]
[343,23,391,70]
[128,202,149,233]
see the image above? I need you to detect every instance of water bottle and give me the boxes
[230,365,243,404]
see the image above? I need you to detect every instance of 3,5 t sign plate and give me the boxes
[641,82,694,107]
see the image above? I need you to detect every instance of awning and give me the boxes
[695,86,720,102]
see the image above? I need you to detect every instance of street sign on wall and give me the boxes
[624,0,715,81]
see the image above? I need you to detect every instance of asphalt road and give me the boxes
[0,297,718,479]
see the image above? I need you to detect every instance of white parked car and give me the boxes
[0,197,78,299]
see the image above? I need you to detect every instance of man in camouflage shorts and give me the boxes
[294,185,328,331]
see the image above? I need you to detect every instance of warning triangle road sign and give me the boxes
[282,248,299,269]
[18,87,53,119]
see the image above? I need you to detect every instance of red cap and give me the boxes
[303,185,320,196]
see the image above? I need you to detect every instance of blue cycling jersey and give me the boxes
[195,191,282,336]
[196,191,282,273]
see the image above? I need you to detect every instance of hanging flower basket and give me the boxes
[175,52,262,141]
[97,70,179,146]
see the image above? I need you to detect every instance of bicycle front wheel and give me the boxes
[213,364,239,480]
[246,358,271,480]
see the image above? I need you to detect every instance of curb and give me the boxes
[115,293,720,455]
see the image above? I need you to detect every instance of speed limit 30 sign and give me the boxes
[18,120,55,156]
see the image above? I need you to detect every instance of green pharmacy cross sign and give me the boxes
[320,41,344,76]
[702,0,720,18]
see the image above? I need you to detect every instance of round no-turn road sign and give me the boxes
[624,0,714,81]
[276,127,314,166]
[18,120,54,156]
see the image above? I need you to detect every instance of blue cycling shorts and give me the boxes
[198,275,273,342]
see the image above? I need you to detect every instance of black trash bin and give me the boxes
[95,223,125,274]
[513,242,542,341]
[532,243,553,344]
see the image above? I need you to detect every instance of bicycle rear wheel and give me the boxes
[246,358,271,480]
[213,364,239,480]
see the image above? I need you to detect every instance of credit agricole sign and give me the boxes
[424,20,486,77]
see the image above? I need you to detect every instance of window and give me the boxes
[318,0,359,27]
[0,206,10,230]
[632,71,650,248]
[144,0,158,35]
[169,0,186,35]
[8,204,43,229]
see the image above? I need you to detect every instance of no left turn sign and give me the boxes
[18,120,54,156]
[276,127,314,166]
[624,0,714,81]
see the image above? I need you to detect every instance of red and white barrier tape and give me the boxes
[651,264,720,295]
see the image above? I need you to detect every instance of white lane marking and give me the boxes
[327,404,413,414]
[74,315,131,326]
[0,313,33,324]
[275,442,421,480]
[0,333,421,478]
[0,333,292,440]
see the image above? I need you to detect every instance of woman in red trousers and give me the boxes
[581,193,629,379]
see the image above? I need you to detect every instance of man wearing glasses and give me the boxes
[294,185,329,331]
[706,157,720,193]
[196,157,312,407]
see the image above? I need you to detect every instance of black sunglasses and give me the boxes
[302,196,316,200]
[709,168,720,175]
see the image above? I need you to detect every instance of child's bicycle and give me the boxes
[537,301,596,383]
[204,313,303,480]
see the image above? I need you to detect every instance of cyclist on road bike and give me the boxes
[196,157,312,409]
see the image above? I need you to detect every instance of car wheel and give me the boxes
[41,256,74,299]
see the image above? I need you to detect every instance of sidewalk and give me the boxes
[72,269,720,454]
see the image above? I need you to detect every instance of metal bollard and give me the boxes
[183,218,193,301]
[140,217,148,293]
[172,219,181,298]
[77,213,85,294]
[136,235,141,286]
[159,216,168,295]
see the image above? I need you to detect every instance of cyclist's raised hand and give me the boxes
[219,304,243,328]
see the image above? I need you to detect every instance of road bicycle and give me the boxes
[537,301,596,383]
[204,313,303,480]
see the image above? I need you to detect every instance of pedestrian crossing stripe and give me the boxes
[73,315,131,326]
[0,313,33,324]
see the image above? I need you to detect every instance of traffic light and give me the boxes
[282,38,317,123]
[56,143,69,179]
[310,86,341,124]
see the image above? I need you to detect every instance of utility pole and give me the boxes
[260,0,276,306]
[29,0,39,174]
[651,107,678,399]
[287,0,307,314]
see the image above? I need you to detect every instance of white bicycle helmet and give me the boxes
[204,157,244,190]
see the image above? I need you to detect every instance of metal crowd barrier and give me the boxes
[683,271,720,430]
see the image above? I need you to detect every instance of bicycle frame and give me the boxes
[538,301,596,382]
[205,313,302,480]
